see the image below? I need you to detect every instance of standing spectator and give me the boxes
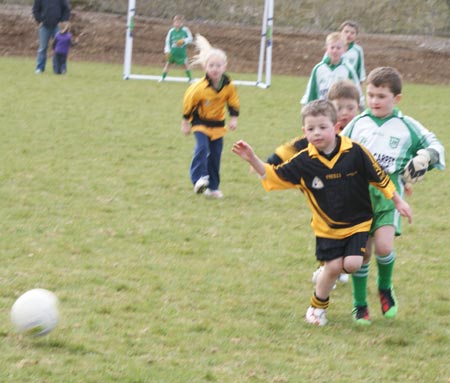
[52,21,75,74]
[161,15,193,82]
[33,0,71,74]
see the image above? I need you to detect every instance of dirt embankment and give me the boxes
[1,4,450,85]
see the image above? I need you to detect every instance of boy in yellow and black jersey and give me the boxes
[232,100,412,326]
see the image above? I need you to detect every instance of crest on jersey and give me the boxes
[389,136,400,149]
[312,177,324,189]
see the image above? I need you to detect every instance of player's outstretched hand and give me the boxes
[233,140,266,177]
[232,140,255,162]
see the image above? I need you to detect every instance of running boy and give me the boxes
[341,67,445,324]
[232,100,412,326]
[267,81,361,286]
[301,32,364,108]
[161,15,193,82]
[182,34,239,199]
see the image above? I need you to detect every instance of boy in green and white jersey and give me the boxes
[161,15,193,82]
[301,32,364,108]
[341,66,445,325]
[339,20,366,85]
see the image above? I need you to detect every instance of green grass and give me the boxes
[0,56,449,383]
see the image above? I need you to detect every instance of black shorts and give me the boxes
[315,232,368,262]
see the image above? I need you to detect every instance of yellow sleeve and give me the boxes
[182,82,200,120]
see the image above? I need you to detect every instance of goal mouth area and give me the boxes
[123,0,274,89]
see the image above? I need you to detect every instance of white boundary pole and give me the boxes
[256,0,269,85]
[265,0,274,87]
[123,0,135,79]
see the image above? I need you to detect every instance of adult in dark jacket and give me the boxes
[33,0,71,73]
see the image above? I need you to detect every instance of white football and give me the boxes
[11,288,59,336]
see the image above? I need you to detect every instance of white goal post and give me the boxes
[123,0,274,88]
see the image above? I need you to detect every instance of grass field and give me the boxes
[0,56,449,383]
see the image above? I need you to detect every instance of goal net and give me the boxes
[123,0,274,88]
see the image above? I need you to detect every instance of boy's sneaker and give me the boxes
[305,306,328,326]
[379,287,398,318]
[311,266,336,289]
[352,305,371,325]
[193,176,209,194]
[204,188,223,199]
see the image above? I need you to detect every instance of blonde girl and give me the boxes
[181,35,240,199]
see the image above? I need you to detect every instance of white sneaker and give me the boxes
[305,306,328,326]
[35,69,42,74]
[338,273,349,284]
[204,188,223,199]
[193,176,209,194]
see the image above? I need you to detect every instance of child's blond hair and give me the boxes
[326,31,344,46]
[189,34,227,69]
[301,100,337,125]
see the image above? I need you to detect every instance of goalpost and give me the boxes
[123,0,274,88]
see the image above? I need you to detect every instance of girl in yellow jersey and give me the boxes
[182,34,240,199]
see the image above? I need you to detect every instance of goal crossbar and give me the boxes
[123,0,274,88]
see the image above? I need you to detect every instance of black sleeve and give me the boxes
[32,0,42,22]
[266,153,283,166]
[61,0,71,22]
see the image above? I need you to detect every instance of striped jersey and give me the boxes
[341,108,445,192]
[183,74,240,140]
[322,41,366,82]
[164,26,193,56]
[261,135,396,239]
[342,41,366,82]
[301,57,364,107]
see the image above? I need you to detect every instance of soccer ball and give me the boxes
[11,288,59,337]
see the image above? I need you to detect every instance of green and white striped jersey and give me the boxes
[341,108,445,190]
[300,57,364,107]
[322,41,366,82]
[343,42,366,82]
[164,26,193,55]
